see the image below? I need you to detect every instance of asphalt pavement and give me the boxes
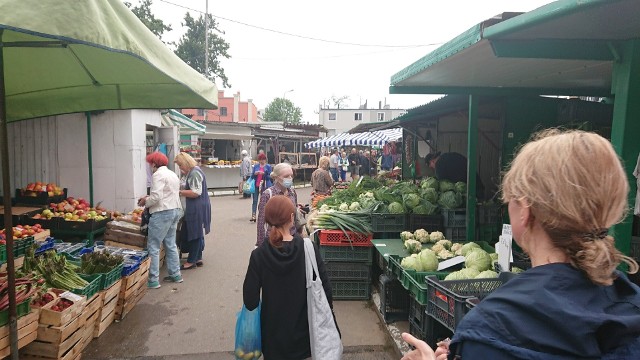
[85,185,399,359]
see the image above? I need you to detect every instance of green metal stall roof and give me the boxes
[390,0,640,96]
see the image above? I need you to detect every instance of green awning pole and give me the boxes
[0,34,20,360]
[466,95,479,242]
[86,112,94,206]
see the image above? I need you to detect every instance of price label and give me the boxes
[60,291,83,303]
[497,224,513,272]
[122,250,138,255]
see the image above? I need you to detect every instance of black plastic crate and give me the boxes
[0,207,43,226]
[58,217,110,232]
[14,188,67,206]
[326,262,371,282]
[331,280,371,300]
[476,224,500,244]
[632,236,640,262]
[425,276,503,332]
[371,213,406,233]
[407,214,444,233]
[320,245,373,264]
[409,294,427,326]
[379,274,409,324]
[442,209,466,227]
[445,227,467,242]
[408,317,453,349]
[22,215,60,230]
[372,231,401,240]
[477,204,502,225]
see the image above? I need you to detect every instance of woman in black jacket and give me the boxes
[243,195,336,360]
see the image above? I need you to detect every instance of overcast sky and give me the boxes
[139,0,553,123]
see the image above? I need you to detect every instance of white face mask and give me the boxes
[282,178,293,188]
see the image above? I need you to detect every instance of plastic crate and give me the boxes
[477,204,502,225]
[34,237,55,256]
[379,274,409,324]
[476,224,501,244]
[409,294,427,326]
[400,270,451,306]
[13,236,35,257]
[0,244,5,264]
[0,297,31,327]
[14,188,67,206]
[100,262,125,290]
[318,230,373,247]
[331,280,371,300]
[408,317,453,349]
[425,275,503,332]
[326,262,371,282]
[387,255,404,279]
[631,236,640,262]
[74,273,101,299]
[22,215,61,230]
[408,214,444,233]
[442,209,466,228]
[320,245,373,264]
[445,227,467,242]
[122,257,142,277]
[58,216,110,232]
[371,213,406,233]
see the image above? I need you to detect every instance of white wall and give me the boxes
[319,108,407,135]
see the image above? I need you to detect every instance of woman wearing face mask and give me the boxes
[249,153,272,222]
[256,162,297,247]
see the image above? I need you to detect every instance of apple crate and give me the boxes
[0,206,43,226]
[58,216,110,232]
[0,309,40,358]
[14,188,68,206]
[39,296,86,328]
[94,279,122,338]
[318,229,373,247]
[23,215,61,230]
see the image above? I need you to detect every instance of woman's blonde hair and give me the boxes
[270,162,292,181]
[174,152,198,169]
[318,156,330,169]
[502,129,638,285]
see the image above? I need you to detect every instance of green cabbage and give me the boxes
[420,188,439,204]
[413,201,439,215]
[454,182,467,194]
[461,242,481,256]
[511,266,525,274]
[489,253,498,262]
[438,191,463,209]
[402,193,421,210]
[439,180,455,192]
[401,254,420,271]
[465,249,492,272]
[476,270,498,279]
[388,202,405,214]
[418,249,439,272]
[444,268,480,280]
[421,177,439,191]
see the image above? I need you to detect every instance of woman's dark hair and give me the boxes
[264,195,295,248]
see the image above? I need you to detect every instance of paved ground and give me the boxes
[85,185,400,359]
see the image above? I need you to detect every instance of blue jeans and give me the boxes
[340,169,347,181]
[329,168,339,182]
[186,236,204,264]
[252,190,260,215]
[147,208,182,283]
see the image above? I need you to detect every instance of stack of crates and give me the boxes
[442,209,466,242]
[378,274,409,323]
[318,230,374,300]
[370,213,406,239]
[476,204,502,243]
[408,294,453,348]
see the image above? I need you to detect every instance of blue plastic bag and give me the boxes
[234,303,262,360]
[244,177,256,195]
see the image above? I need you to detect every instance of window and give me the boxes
[377,112,385,122]
[354,113,363,121]
[197,109,205,116]
[328,112,337,121]
[220,107,228,116]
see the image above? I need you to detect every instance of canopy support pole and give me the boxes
[86,112,94,206]
[0,33,20,360]
[466,95,478,242]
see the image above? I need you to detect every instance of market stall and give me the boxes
[198,122,254,189]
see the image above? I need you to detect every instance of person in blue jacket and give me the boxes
[402,130,640,360]
[249,153,272,222]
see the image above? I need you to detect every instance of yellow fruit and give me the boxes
[235,349,245,357]
[243,353,255,360]
[254,350,262,358]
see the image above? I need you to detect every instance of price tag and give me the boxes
[60,291,83,303]
[497,224,513,272]
[374,243,386,247]
[122,250,138,255]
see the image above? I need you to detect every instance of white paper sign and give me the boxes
[437,256,465,271]
[497,224,513,272]
[60,291,83,303]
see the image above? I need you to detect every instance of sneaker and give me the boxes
[147,280,161,289]
[163,275,184,283]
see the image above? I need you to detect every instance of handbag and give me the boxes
[303,238,343,359]
[244,177,256,195]
[140,207,151,236]
[234,303,262,360]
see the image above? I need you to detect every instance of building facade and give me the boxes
[182,90,259,123]
[318,103,407,136]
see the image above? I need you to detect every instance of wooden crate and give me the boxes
[33,229,51,241]
[115,258,150,321]
[22,313,85,360]
[0,309,40,358]
[78,293,100,351]
[39,297,86,327]
[21,353,81,360]
[104,228,146,249]
[93,279,122,338]
[0,255,25,272]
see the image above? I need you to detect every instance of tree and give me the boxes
[174,13,232,88]
[124,0,172,43]
[263,98,303,124]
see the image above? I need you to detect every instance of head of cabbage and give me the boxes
[465,249,492,272]
[420,188,439,204]
[438,191,463,209]
[418,249,439,272]
[402,193,421,210]
[439,180,455,192]
[421,177,439,191]
[388,202,405,214]
[454,182,467,194]
[460,242,481,256]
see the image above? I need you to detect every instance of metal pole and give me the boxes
[467,95,479,242]
[86,112,94,206]
[0,31,20,360]
[204,0,209,121]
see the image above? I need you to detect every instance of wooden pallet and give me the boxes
[115,258,150,321]
[79,293,101,351]
[104,228,146,249]
[93,279,122,338]
[0,309,40,358]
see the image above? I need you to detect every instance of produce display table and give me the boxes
[202,165,242,189]
[372,238,410,260]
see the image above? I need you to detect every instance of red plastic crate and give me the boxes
[318,230,373,247]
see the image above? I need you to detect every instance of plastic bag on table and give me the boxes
[234,303,262,360]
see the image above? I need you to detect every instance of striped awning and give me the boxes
[161,109,206,135]
[306,128,402,148]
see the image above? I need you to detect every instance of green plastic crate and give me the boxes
[73,273,101,299]
[0,297,31,327]
[320,245,373,264]
[400,270,450,306]
[13,236,34,257]
[325,262,371,282]
[331,280,371,300]
[0,244,6,264]
[100,263,124,290]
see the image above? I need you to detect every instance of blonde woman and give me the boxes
[310,156,334,208]
[174,152,211,270]
[403,130,640,360]
[256,163,298,246]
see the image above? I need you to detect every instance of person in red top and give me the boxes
[249,153,272,222]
